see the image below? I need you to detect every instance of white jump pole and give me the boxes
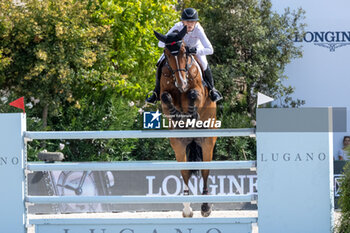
[256,108,334,233]
[0,113,27,233]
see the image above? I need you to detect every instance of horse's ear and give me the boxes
[177,26,187,40]
[154,30,166,42]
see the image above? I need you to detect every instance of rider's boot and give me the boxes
[146,65,162,104]
[204,66,223,102]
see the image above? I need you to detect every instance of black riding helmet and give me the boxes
[180,8,199,21]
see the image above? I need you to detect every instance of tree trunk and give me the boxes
[42,103,48,129]
[247,87,256,118]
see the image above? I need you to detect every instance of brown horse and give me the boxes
[154,26,217,217]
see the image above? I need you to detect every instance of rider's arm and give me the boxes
[196,24,214,56]
[158,22,184,48]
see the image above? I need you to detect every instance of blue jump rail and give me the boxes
[27,160,257,171]
[24,128,256,140]
[26,194,258,204]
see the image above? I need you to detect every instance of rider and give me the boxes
[146,7,222,104]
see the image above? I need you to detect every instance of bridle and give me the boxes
[163,46,194,81]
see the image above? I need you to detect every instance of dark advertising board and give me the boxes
[28,161,347,213]
[28,168,257,213]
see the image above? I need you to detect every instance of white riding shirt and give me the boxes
[158,22,213,70]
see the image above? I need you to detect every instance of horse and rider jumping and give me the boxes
[149,8,222,218]
[146,7,222,104]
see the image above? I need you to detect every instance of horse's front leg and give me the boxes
[161,92,182,121]
[187,89,199,120]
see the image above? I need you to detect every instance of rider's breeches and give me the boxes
[195,54,208,70]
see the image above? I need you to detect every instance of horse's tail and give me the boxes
[186,140,203,177]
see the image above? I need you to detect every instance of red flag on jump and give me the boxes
[9,97,25,113]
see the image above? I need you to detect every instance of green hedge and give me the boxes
[337,161,350,233]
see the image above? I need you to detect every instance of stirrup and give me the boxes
[145,92,159,105]
[209,89,223,102]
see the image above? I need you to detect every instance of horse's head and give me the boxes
[154,26,191,93]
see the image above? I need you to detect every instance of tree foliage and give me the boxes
[0,0,113,124]
[337,159,350,233]
[0,0,177,126]
[98,0,178,98]
[0,0,178,161]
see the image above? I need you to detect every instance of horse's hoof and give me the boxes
[201,203,212,217]
[188,89,198,101]
[182,209,193,218]
[201,209,211,217]
[161,92,172,105]
[192,112,200,120]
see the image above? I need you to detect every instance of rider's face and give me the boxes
[182,21,197,32]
